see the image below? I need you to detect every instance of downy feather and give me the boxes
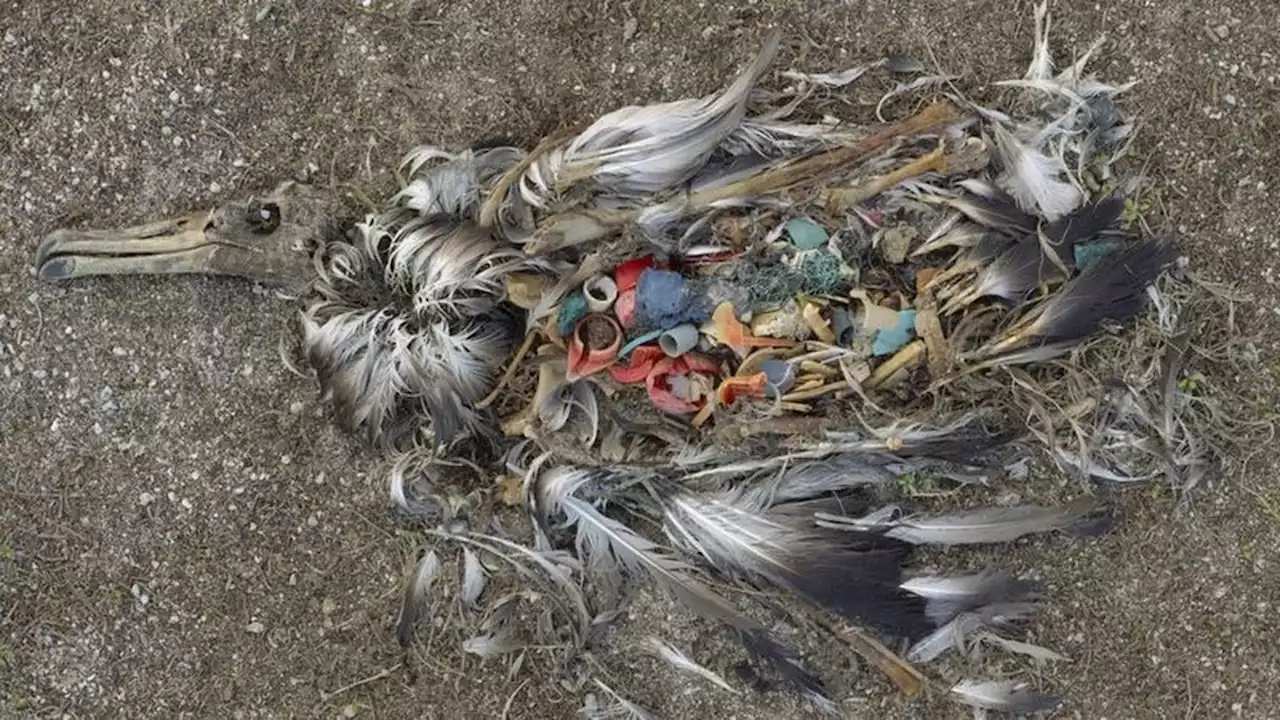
[990,122,1082,222]
[1024,1,1054,81]
[377,216,534,316]
[394,146,524,219]
[299,304,512,447]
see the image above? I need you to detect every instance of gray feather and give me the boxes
[461,547,489,607]
[900,571,1038,624]
[907,601,1041,663]
[396,549,441,646]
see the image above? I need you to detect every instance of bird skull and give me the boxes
[34,180,345,293]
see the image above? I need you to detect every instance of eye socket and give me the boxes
[246,201,281,234]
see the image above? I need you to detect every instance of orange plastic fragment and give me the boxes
[709,303,796,357]
[716,372,768,405]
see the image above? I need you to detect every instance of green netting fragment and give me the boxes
[798,252,851,295]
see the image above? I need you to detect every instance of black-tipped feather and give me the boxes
[534,468,832,705]
[1043,192,1125,250]
[666,493,934,641]
[960,193,1127,307]
[937,186,1038,236]
[1021,236,1179,346]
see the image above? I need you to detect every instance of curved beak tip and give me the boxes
[36,257,74,282]
[34,230,71,271]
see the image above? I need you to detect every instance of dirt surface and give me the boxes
[3,1,1280,718]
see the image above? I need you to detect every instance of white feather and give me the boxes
[990,123,1082,222]
[1025,1,1053,81]
[526,30,780,199]
[299,302,509,445]
[780,60,883,88]
[816,498,1106,545]
[906,601,1040,663]
[900,571,1035,623]
[394,146,524,218]
[949,679,1060,714]
[461,547,489,607]
[534,466,831,707]
[643,636,739,694]
[462,626,519,659]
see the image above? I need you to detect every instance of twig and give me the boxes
[815,612,929,696]
[477,330,540,409]
[27,294,44,344]
[500,679,532,720]
[319,662,402,703]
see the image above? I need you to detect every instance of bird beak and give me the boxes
[34,198,315,288]
[35,209,223,282]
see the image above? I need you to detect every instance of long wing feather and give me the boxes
[816,497,1112,545]
[738,453,897,510]
[665,493,932,640]
[535,467,831,706]
[1018,236,1179,346]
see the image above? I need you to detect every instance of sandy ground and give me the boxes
[4,1,1280,718]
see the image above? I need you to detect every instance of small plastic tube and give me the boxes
[658,324,700,357]
[582,275,619,313]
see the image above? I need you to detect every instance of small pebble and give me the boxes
[245,621,266,634]
[139,492,156,507]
